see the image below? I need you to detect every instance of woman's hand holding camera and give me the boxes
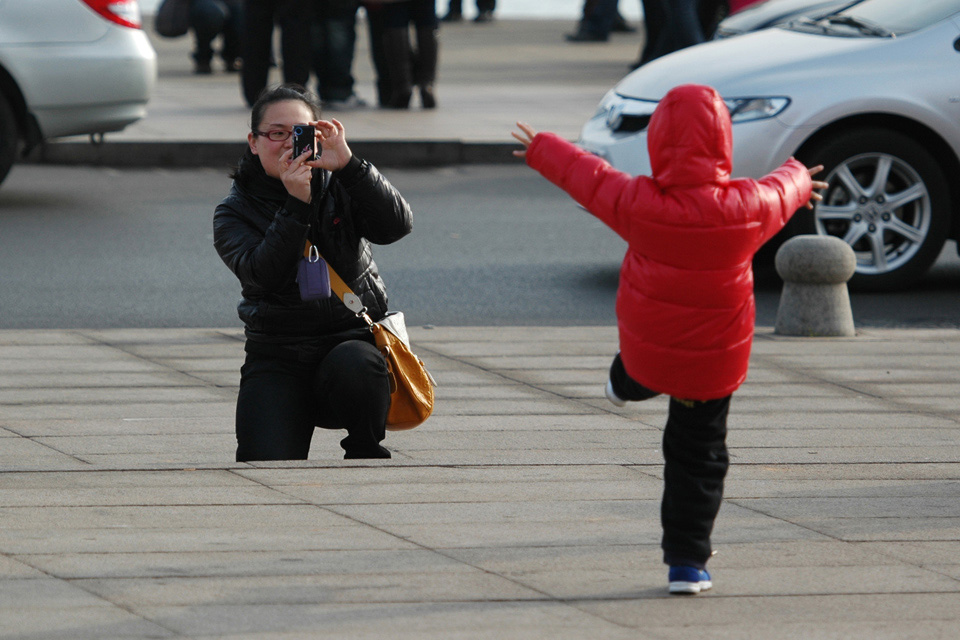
[314,119,352,171]
[281,119,354,204]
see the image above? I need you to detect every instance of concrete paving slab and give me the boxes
[579,593,960,627]
[0,484,303,508]
[780,517,960,542]
[234,463,653,487]
[0,400,237,421]
[864,541,960,566]
[1,417,234,437]
[0,469,257,489]
[0,555,46,578]
[408,413,645,431]
[0,526,418,556]
[0,387,228,406]
[725,478,960,499]
[0,577,117,608]
[640,620,960,640]
[0,504,358,531]
[31,433,232,456]
[75,571,546,607]
[27,548,476,581]
[0,372,207,389]
[135,601,637,640]
[0,331,99,346]
[0,607,175,640]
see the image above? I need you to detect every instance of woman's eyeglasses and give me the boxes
[253,129,293,142]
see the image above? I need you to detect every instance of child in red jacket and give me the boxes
[513,83,826,595]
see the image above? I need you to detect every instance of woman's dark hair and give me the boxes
[249,83,322,133]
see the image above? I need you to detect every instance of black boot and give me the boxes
[414,27,439,109]
[382,27,413,109]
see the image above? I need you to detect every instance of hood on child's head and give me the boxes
[647,84,733,188]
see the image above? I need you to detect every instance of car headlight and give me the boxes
[723,97,791,123]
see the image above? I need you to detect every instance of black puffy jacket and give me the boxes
[213,152,412,354]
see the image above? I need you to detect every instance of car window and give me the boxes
[841,0,960,34]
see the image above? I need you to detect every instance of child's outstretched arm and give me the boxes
[753,160,829,246]
[512,122,639,240]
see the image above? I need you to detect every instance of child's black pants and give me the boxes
[610,354,731,569]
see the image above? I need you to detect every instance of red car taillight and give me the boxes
[79,0,143,29]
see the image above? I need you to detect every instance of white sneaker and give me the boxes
[605,379,627,407]
[323,94,368,111]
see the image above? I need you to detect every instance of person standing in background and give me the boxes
[240,0,312,107]
[189,0,243,74]
[380,1,439,110]
[360,1,391,107]
[442,0,496,23]
[633,0,727,68]
[310,0,368,110]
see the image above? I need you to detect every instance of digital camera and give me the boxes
[292,124,318,161]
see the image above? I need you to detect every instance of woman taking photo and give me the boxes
[213,84,413,461]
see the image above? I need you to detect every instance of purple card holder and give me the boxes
[297,245,331,301]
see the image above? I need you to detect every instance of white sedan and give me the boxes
[579,0,960,290]
[0,0,157,187]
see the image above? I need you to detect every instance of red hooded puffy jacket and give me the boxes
[526,84,812,399]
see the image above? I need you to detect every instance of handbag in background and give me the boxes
[154,0,191,38]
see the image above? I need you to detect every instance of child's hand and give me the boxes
[511,122,539,158]
[804,164,829,210]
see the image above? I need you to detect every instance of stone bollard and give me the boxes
[774,235,856,337]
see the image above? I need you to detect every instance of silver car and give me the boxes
[579,0,960,290]
[0,0,157,186]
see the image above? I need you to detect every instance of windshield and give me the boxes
[787,0,960,35]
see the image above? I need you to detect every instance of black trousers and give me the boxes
[235,340,392,461]
[447,0,496,13]
[241,0,312,106]
[610,354,731,569]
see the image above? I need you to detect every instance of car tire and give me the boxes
[796,127,950,291]
[0,92,18,187]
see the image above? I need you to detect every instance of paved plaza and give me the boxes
[2,326,960,638]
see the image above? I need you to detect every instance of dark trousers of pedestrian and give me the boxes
[637,0,727,66]
[447,0,496,14]
[580,0,620,37]
[609,353,731,569]
[637,0,665,65]
[235,340,392,461]
[381,0,439,109]
[191,0,243,67]
[241,0,312,106]
[311,0,360,103]
[361,2,389,106]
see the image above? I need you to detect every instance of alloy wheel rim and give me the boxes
[814,152,931,276]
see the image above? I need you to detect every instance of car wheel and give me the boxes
[0,92,18,187]
[798,128,950,291]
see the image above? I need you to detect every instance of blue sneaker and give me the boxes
[668,566,712,595]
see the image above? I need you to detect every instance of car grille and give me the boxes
[614,114,651,133]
